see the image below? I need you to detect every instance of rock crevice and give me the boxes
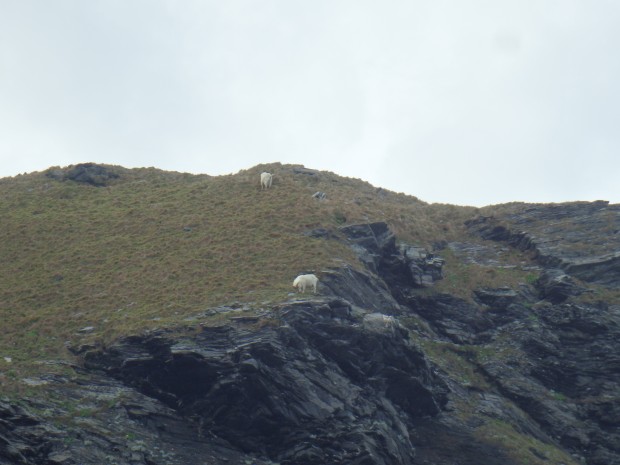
[82,302,448,464]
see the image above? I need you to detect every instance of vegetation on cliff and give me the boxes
[1,162,618,465]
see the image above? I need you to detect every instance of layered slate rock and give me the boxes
[467,201,620,286]
[473,287,519,310]
[340,222,397,274]
[0,401,56,464]
[399,244,445,288]
[535,268,588,303]
[82,301,449,465]
[46,163,121,186]
[319,265,400,314]
[3,216,619,465]
[339,222,444,296]
[475,301,620,465]
[1,375,279,465]
[405,293,494,344]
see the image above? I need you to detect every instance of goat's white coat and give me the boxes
[362,313,397,334]
[260,172,273,189]
[293,274,319,294]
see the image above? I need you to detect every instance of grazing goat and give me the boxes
[260,172,273,189]
[293,274,319,294]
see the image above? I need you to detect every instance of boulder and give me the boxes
[474,287,519,309]
[399,244,445,288]
[339,222,397,275]
[66,163,120,186]
[46,163,120,186]
[535,268,587,303]
[340,222,397,256]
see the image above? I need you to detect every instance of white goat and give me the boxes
[362,313,397,334]
[260,172,273,189]
[293,274,319,294]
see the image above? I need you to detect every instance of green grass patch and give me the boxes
[474,418,580,465]
[431,248,537,301]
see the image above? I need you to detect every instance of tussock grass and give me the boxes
[0,164,362,380]
[0,162,530,385]
[429,247,538,301]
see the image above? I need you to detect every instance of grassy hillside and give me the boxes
[2,163,612,465]
[0,162,489,385]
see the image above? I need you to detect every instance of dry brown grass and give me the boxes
[0,162,528,386]
[429,247,538,301]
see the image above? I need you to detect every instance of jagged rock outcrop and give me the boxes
[1,374,280,465]
[564,252,620,287]
[45,163,120,186]
[319,265,400,314]
[81,300,448,465]
[535,268,588,303]
[399,244,445,288]
[467,201,620,286]
[0,401,56,465]
[474,300,620,465]
[405,293,493,344]
[340,222,398,275]
[473,287,519,309]
[339,222,445,296]
[338,218,620,464]
[3,207,620,465]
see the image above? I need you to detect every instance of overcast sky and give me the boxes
[1,1,618,206]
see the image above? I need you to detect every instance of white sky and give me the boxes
[1,1,618,206]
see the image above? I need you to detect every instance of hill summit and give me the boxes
[0,163,618,465]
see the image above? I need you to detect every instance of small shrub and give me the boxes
[333,210,347,224]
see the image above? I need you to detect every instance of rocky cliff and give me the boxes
[1,187,619,464]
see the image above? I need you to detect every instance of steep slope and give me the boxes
[0,162,473,380]
[0,163,618,464]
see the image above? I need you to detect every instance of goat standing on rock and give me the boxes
[293,274,319,294]
[260,172,273,189]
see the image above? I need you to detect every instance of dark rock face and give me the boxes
[1,375,280,465]
[292,166,319,176]
[0,401,55,464]
[4,208,620,465]
[477,301,620,465]
[399,244,445,288]
[339,222,445,294]
[564,252,620,287]
[46,163,120,186]
[535,268,588,303]
[473,287,519,309]
[340,222,398,274]
[343,219,620,465]
[82,301,448,465]
[319,265,400,314]
[399,295,620,465]
[467,201,620,286]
